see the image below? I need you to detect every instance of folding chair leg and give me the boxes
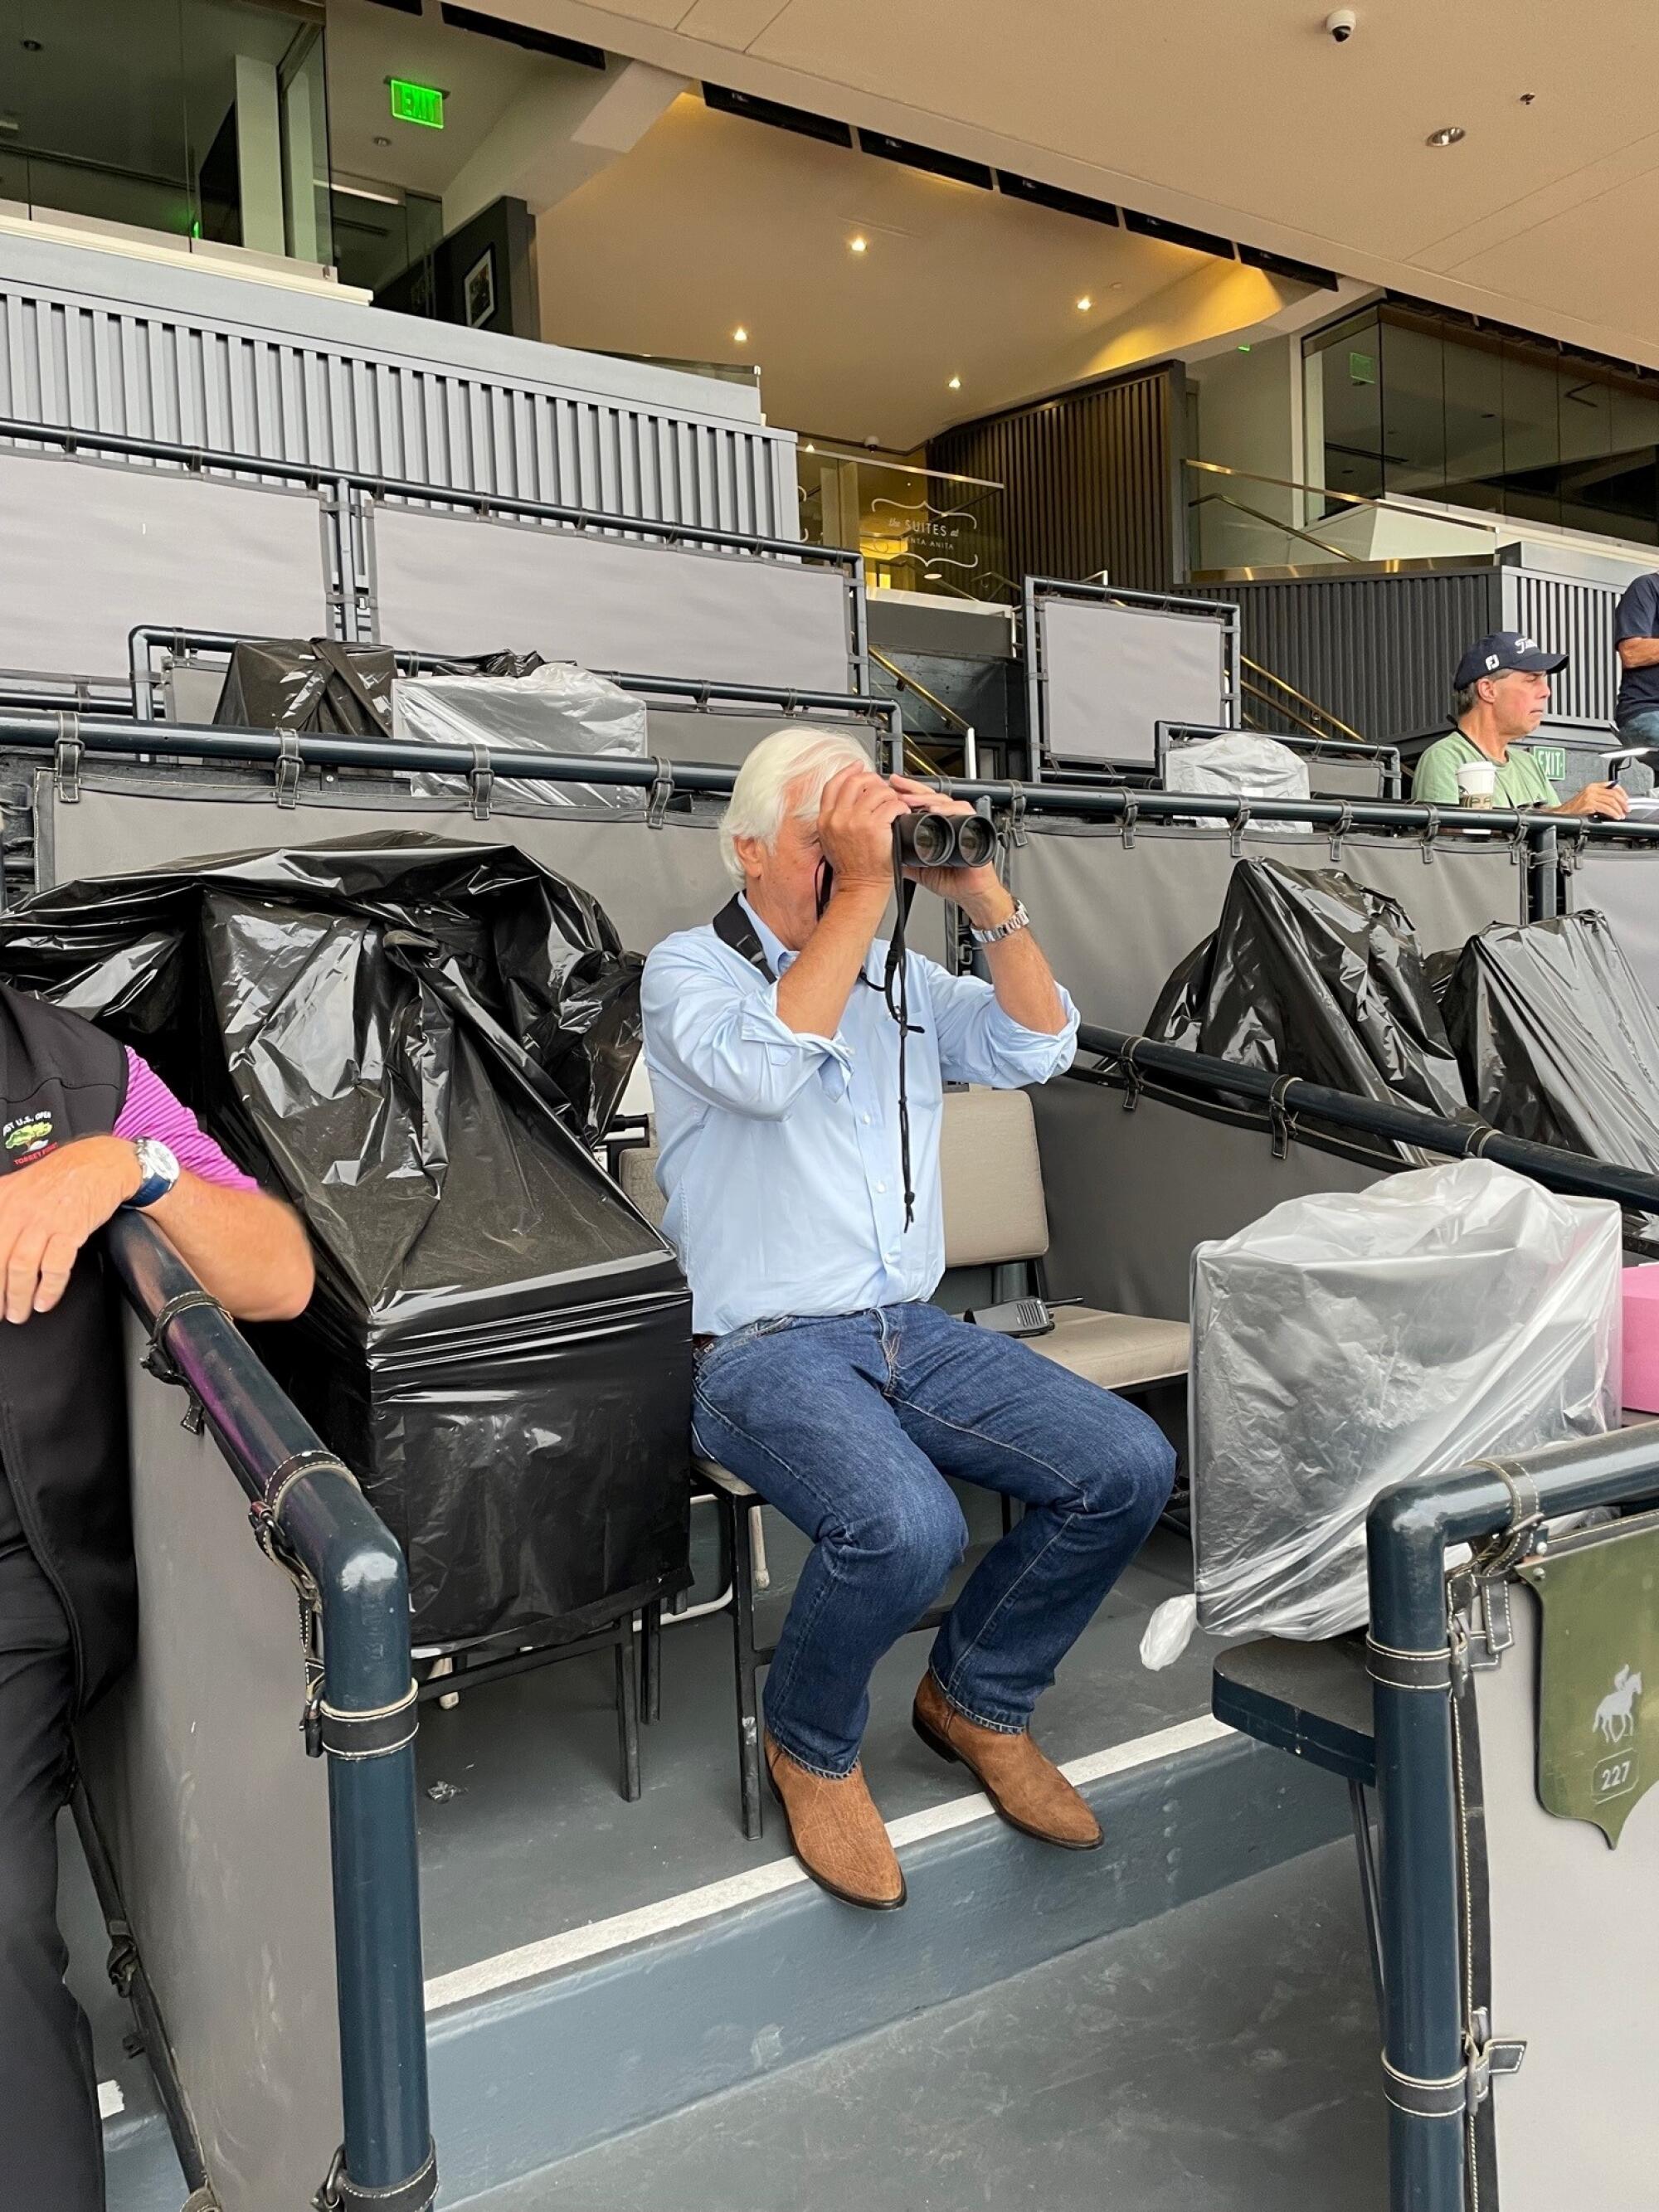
[1348,1779,1385,2026]
[615,1614,642,1803]
[728,1495,765,1841]
[640,1598,662,1725]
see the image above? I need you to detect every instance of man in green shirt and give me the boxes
[1413,632,1629,819]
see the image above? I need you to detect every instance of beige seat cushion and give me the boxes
[616,1143,667,1228]
[1026,1307,1190,1393]
[940,1087,1048,1268]
[693,1455,758,1499]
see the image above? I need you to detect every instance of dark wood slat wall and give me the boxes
[927,361,1188,594]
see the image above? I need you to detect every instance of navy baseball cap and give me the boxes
[1453,630,1568,689]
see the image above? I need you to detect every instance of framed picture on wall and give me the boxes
[464,247,497,329]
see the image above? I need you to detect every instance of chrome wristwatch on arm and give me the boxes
[969,898,1032,947]
[124,1137,181,1210]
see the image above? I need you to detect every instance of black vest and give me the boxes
[0,986,134,1710]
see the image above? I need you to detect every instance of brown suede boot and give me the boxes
[912,1672,1102,1850]
[765,1733,907,1910]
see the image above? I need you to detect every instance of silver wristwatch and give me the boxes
[124,1136,181,1211]
[970,898,1032,947]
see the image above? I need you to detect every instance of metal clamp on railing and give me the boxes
[1266,1073,1298,1158]
[275,729,302,809]
[54,713,84,803]
[315,2140,437,2212]
[1450,1459,1545,1670]
[468,742,494,822]
[1120,794,1139,850]
[1118,1036,1146,1115]
[997,780,1028,848]
[1561,821,1592,873]
[140,1287,226,1433]
[1506,814,1533,868]
[1419,804,1441,863]
[646,756,674,829]
[1328,803,1354,865]
[1228,799,1252,859]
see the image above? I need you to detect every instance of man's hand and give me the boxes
[888,775,1012,929]
[0,1135,139,1323]
[1556,781,1631,820]
[817,766,911,894]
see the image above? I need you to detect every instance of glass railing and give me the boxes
[1186,459,1504,578]
[796,446,1011,601]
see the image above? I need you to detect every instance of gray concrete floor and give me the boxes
[413,1507,1210,1978]
[475,1840,1384,2212]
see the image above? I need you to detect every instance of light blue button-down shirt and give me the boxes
[640,897,1079,1337]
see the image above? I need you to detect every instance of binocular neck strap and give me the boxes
[711,895,776,982]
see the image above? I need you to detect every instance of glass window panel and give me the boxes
[1318,309,1384,510]
[1379,320,1446,498]
[1498,344,1562,523]
[1441,338,1506,512]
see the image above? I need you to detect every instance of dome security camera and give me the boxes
[1325,8,1356,39]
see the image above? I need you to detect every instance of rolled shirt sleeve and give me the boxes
[641,941,854,1121]
[922,959,1079,1088]
[114,1049,260,1191]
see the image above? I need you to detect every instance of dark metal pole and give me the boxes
[1532,823,1559,921]
[1365,1430,1659,2210]
[105,1217,435,2209]
[1072,1021,1659,1216]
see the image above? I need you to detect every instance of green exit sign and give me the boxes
[1534,745,1567,782]
[389,78,445,129]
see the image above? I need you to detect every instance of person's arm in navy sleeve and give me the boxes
[1616,575,1659,672]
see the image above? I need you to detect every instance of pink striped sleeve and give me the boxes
[113,1048,260,1194]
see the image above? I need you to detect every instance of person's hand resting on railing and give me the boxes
[1553,780,1632,820]
[0,1131,312,1325]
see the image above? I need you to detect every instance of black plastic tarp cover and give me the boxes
[0,834,692,1649]
[1441,910,1659,1177]
[1147,858,1470,1119]
[216,638,397,736]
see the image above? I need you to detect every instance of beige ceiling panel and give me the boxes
[675,0,794,46]
[740,0,1659,261]
[1435,177,1659,354]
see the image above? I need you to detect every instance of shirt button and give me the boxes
[861,1113,872,1126]
[875,1180,887,1194]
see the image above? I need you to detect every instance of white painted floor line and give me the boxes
[424,1712,1237,2016]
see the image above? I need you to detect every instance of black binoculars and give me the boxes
[894,810,997,869]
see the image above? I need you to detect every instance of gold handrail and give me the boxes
[1185,455,1502,535]
[1187,489,1363,566]
[868,646,975,741]
[1242,655,1369,746]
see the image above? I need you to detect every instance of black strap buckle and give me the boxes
[1119,1037,1146,1114]
[275,730,302,809]
[1120,795,1139,850]
[1561,821,1591,873]
[55,714,84,804]
[1419,803,1441,862]
[1328,803,1354,865]
[1507,814,1532,867]
[468,742,494,822]
[1000,782,1028,848]
[646,756,674,829]
[1228,800,1251,858]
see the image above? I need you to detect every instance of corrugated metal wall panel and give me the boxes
[1501,570,1622,726]
[1184,569,1504,741]
[927,362,1185,593]
[0,277,794,534]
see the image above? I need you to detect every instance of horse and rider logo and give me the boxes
[1519,1519,1659,1848]
[1593,1665,1642,1746]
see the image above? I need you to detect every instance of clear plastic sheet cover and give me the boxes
[1163,732,1311,805]
[392,661,649,813]
[1185,1160,1619,1645]
[1147,857,1472,1119]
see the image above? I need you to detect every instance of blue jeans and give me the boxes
[691,1302,1176,1777]
[1618,708,1659,746]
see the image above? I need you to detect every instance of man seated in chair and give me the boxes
[0,985,314,2211]
[640,729,1175,1910]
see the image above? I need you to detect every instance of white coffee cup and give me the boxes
[1456,759,1497,808]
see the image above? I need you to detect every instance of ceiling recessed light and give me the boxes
[923,571,942,581]
[804,443,815,453]
[732,326,748,344]
[373,134,392,147]
[1426,125,1466,147]
[1075,295,1092,312]
[849,234,868,254]
[947,375,961,391]
[20,36,43,49]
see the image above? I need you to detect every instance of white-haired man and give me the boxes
[640,731,1174,1909]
